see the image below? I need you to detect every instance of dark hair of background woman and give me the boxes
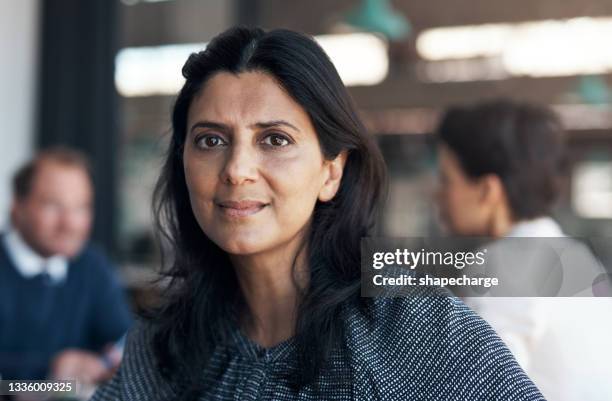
[148,26,387,398]
[437,99,568,220]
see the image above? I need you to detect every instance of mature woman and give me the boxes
[91,28,542,400]
[436,99,612,401]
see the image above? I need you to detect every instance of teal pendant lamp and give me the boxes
[345,0,411,41]
[578,75,611,105]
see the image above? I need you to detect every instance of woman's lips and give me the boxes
[216,200,268,218]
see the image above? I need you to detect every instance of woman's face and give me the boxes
[183,71,344,256]
[436,144,490,235]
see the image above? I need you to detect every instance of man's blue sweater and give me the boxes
[0,236,133,380]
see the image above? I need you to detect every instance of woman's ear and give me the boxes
[318,151,348,202]
[479,174,506,208]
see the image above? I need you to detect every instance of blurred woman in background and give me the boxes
[91,28,543,401]
[437,99,612,401]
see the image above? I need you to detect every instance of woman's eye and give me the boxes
[262,134,290,147]
[196,134,226,149]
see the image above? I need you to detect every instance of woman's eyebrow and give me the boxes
[252,120,300,133]
[189,121,229,133]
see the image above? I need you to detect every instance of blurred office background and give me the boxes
[2,0,612,302]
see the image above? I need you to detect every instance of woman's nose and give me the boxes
[220,142,259,185]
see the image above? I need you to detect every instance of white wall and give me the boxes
[0,0,40,228]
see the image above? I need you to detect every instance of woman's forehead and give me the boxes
[187,71,311,130]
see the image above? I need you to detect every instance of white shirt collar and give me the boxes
[3,229,68,283]
[506,216,565,238]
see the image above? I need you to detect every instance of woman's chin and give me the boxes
[217,237,267,256]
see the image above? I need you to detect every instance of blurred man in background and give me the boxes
[435,99,612,401]
[0,148,132,385]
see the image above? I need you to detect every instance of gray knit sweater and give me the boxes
[90,290,544,400]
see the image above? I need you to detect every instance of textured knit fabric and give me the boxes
[0,236,133,380]
[90,288,544,401]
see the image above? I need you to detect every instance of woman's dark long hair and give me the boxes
[149,26,386,398]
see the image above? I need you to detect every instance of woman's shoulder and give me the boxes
[121,319,159,370]
[344,285,475,341]
[90,319,176,401]
[343,286,485,355]
[342,287,544,400]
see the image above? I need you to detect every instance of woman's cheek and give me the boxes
[186,152,220,187]
[266,152,322,191]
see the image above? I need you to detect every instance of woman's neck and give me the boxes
[489,204,515,239]
[230,237,308,348]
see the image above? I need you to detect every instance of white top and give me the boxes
[465,217,612,401]
[506,216,564,238]
[2,229,68,283]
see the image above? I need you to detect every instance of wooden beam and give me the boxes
[348,74,612,109]
[258,0,612,35]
